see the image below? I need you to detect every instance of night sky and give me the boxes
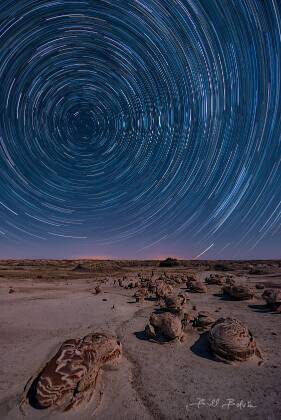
[0,0,280,260]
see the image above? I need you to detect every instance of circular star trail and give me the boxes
[0,0,280,258]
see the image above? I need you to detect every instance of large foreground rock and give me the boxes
[208,317,261,362]
[22,333,122,412]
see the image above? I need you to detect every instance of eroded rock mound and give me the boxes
[208,317,261,362]
[22,333,122,412]
[134,287,149,303]
[185,274,197,283]
[145,312,183,341]
[262,289,281,311]
[163,293,187,313]
[205,274,224,285]
[155,281,173,299]
[182,310,198,327]
[225,277,236,286]
[186,279,207,293]
[193,311,215,330]
[222,284,254,300]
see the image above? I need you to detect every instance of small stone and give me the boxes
[94,286,102,295]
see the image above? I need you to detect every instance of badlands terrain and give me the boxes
[0,259,280,420]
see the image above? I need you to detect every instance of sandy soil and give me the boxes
[0,260,280,420]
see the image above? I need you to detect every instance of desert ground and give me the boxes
[0,259,280,420]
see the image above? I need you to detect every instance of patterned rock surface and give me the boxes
[208,317,261,362]
[23,333,122,412]
[155,281,173,299]
[164,293,186,313]
[145,312,183,341]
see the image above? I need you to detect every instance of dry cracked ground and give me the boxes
[0,259,280,420]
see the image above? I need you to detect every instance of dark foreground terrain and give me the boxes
[0,259,280,419]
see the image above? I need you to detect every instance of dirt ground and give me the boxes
[0,259,280,420]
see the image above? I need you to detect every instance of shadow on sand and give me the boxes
[145,296,158,302]
[134,330,175,344]
[134,331,149,341]
[248,303,280,313]
[213,293,253,302]
[190,332,217,362]
[212,293,234,300]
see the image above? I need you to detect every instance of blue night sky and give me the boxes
[0,0,280,260]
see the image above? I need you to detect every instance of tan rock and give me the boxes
[193,311,215,330]
[186,279,207,293]
[205,274,224,285]
[222,284,254,300]
[155,281,173,299]
[134,288,149,303]
[163,293,186,313]
[262,289,281,311]
[208,318,261,362]
[146,312,184,341]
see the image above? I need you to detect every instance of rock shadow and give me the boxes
[145,296,157,302]
[134,330,150,341]
[134,330,174,344]
[190,332,217,362]
[249,303,280,313]
[25,375,45,410]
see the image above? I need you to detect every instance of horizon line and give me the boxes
[0,257,280,262]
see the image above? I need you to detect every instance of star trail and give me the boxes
[0,0,280,259]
